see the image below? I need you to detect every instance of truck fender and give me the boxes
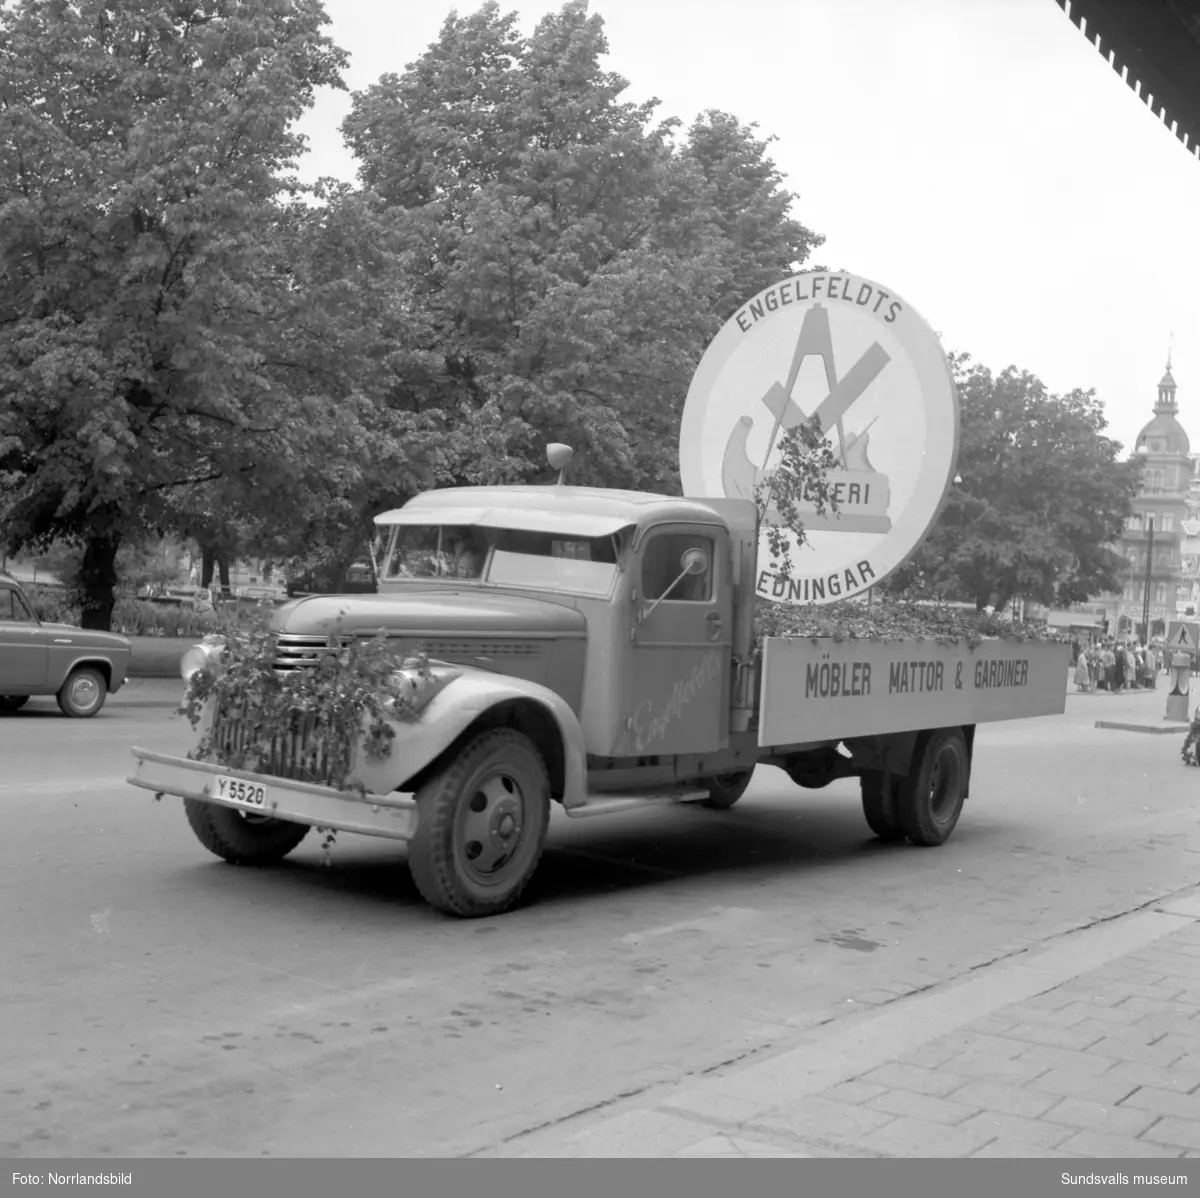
[360,671,588,808]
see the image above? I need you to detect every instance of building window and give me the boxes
[1157,583,1168,603]
[1161,514,1175,532]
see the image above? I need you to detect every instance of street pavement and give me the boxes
[2,678,1199,1158]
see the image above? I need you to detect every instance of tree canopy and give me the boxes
[340,0,823,495]
[885,356,1140,610]
[0,0,353,625]
[1,0,824,627]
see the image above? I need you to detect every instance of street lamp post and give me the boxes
[1142,517,1155,642]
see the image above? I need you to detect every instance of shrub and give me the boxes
[110,598,221,638]
[27,586,77,625]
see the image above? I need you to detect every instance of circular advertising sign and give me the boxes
[679,271,959,605]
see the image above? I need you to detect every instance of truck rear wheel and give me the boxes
[407,729,551,918]
[860,772,907,841]
[184,798,310,864]
[701,769,754,809]
[895,729,969,847]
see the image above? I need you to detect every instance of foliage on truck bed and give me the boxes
[178,617,428,794]
[755,593,1073,652]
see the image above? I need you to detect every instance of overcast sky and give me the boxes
[293,0,1200,456]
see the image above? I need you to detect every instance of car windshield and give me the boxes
[380,523,630,595]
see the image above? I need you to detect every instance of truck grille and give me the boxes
[272,632,540,671]
[210,703,348,787]
[274,633,331,671]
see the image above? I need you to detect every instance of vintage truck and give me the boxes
[127,450,1069,918]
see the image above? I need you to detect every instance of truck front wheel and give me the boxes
[701,769,755,809]
[895,729,969,847]
[407,729,551,918]
[860,773,907,841]
[184,799,310,864]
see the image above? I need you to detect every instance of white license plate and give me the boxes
[213,775,270,811]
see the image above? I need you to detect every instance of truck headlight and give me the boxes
[386,664,461,715]
[181,638,226,682]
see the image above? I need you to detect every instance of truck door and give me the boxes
[625,523,733,756]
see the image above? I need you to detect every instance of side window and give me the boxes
[0,587,33,622]
[641,532,714,602]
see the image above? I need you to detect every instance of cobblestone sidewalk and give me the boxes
[734,919,1200,1159]
[487,890,1200,1158]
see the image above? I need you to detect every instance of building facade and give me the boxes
[1107,360,1194,636]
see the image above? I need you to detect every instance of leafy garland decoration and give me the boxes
[178,613,430,796]
[747,421,1070,654]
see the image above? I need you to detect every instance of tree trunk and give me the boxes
[218,554,231,593]
[201,548,216,588]
[78,531,121,631]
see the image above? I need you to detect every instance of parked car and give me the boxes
[0,571,131,717]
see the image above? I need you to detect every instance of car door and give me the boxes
[624,523,733,756]
[0,584,49,690]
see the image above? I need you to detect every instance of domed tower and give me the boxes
[1120,354,1192,637]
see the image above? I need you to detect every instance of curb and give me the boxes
[1094,719,1190,735]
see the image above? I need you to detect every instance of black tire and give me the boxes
[895,729,969,847]
[701,769,755,809]
[860,772,908,841]
[407,728,551,918]
[184,798,310,864]
[0,696,29,713]
[56,667,107,718]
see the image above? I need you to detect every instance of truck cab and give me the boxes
[274,483,761,765]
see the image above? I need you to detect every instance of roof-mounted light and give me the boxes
[547,443,574,486]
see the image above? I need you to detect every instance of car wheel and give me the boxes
[56,667,108,718]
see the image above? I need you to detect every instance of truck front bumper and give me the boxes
[127,748,417,841]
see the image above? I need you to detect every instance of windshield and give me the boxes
[382,526,489,579]
[380,523,630,595]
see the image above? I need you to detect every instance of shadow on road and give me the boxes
[172,794,987,922]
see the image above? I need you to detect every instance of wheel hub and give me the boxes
[73,677,98,707]
[459,773,527,879]
[493,806,519,840]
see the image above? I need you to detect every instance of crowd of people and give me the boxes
[1072,638,1163,692]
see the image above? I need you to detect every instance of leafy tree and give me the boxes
[0,0,350,627]
[887,355,1140,610]
[340,0,822,497]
